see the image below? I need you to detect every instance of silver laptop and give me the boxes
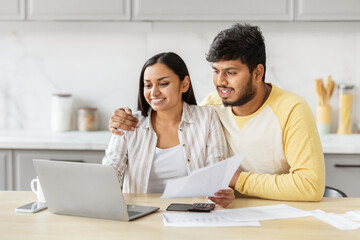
[32,159,159,221]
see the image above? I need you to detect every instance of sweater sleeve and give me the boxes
[235,100,325,201]
[102,134,129,183]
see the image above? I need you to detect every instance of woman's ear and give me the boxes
[181,76,190,93]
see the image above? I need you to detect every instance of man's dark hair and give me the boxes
[206,23,266,81]
[137,52,197,117]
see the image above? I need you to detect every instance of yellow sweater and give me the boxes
[200,84,325,201]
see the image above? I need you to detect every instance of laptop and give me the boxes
[32,159,159,221]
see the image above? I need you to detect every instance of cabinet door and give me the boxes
[27,0,130,20]
[295,0,360,21]
[132,0,293,21]
[325,154,360,197]
[13,150,105,191]
[0,150,12,190]
[0,0,25,20]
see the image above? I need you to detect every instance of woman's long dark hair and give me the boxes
[137,52,197,117]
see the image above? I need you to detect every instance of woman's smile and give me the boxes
[151,98,166,105]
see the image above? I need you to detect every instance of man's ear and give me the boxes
[181,76,190,93]
[253,64,264,83]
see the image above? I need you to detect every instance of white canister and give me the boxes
[51,93,73,131]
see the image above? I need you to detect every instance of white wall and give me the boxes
[0,21,359,132]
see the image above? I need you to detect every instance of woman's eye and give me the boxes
[144,84,152,89]
[160,83,169,87]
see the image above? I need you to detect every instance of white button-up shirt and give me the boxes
[102,102,228,193]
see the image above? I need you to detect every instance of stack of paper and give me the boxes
[310,209,360,230]
[163,204,360,230]
[163,204,311,227]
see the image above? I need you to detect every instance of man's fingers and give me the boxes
[110,128,124,136]
[110,115,138,128]
[109,120,134,132]
[214,188,234,196]
[124,107,132,115]
[116,110,138,123]
[208,197,231,208]
[209,188,235,208]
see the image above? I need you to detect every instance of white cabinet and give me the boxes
[132,0,293,21]
[295,0,360,21]
[0,150,12,190]
[2,0,360,22]
[0,0,25,20]
[13,149,105,191]
[27,0,130,20]
[324,154,360,197]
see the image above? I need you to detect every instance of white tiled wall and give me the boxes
[0,22,359,132]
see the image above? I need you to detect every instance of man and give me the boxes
[109,24,325,202]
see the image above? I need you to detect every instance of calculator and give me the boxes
[166,203,215,212]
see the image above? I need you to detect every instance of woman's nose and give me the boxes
[151,85,160,96]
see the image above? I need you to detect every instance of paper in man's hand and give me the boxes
[161,153,244,198]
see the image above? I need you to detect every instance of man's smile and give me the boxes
[217,86,234,98]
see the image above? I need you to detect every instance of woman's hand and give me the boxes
[208,188,235,208]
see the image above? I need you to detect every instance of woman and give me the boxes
[103,52,233,207]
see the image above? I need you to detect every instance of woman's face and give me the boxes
[143,63,189,113]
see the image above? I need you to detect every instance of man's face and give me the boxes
[212,60,257,107]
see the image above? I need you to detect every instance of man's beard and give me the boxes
[222,75,257,107]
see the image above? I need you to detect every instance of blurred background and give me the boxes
[1,0,359,132]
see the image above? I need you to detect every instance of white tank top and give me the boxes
[147,144,187,193]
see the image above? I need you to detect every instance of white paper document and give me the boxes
[310,209,360,231]
[162,204,310,227]
[342,210,360,222]
[161,153,244,198]
[162,212,260,227]
[213,204,311,222]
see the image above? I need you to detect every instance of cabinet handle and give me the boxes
[334,164,360,168]
[50,159,84,163]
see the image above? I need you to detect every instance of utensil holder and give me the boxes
[316,105,332,134]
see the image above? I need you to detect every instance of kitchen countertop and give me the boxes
[0,130,360,153]
[320,134,360,154]
[0,130,111,150]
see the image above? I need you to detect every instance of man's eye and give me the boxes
[227,72,235,75]
[213,70,219,74]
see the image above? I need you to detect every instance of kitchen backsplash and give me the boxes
[0,22,359,131]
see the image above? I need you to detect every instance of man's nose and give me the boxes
[216,72,227,86]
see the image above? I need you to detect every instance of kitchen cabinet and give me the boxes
[324,154,360,197]
[132,0,293,21]
[26,0,130,20]
[0,0,25,20]
[13,149,105,191]
[0,150,12,190]
[1,0,360,22]
[295,0,360,21]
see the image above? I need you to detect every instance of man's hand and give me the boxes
[208,188,235,208]
[108,107,138,135]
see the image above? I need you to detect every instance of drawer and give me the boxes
[325,154,360,197]
[13,149,105,190]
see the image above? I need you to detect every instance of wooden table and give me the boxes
[1,191,359,240]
